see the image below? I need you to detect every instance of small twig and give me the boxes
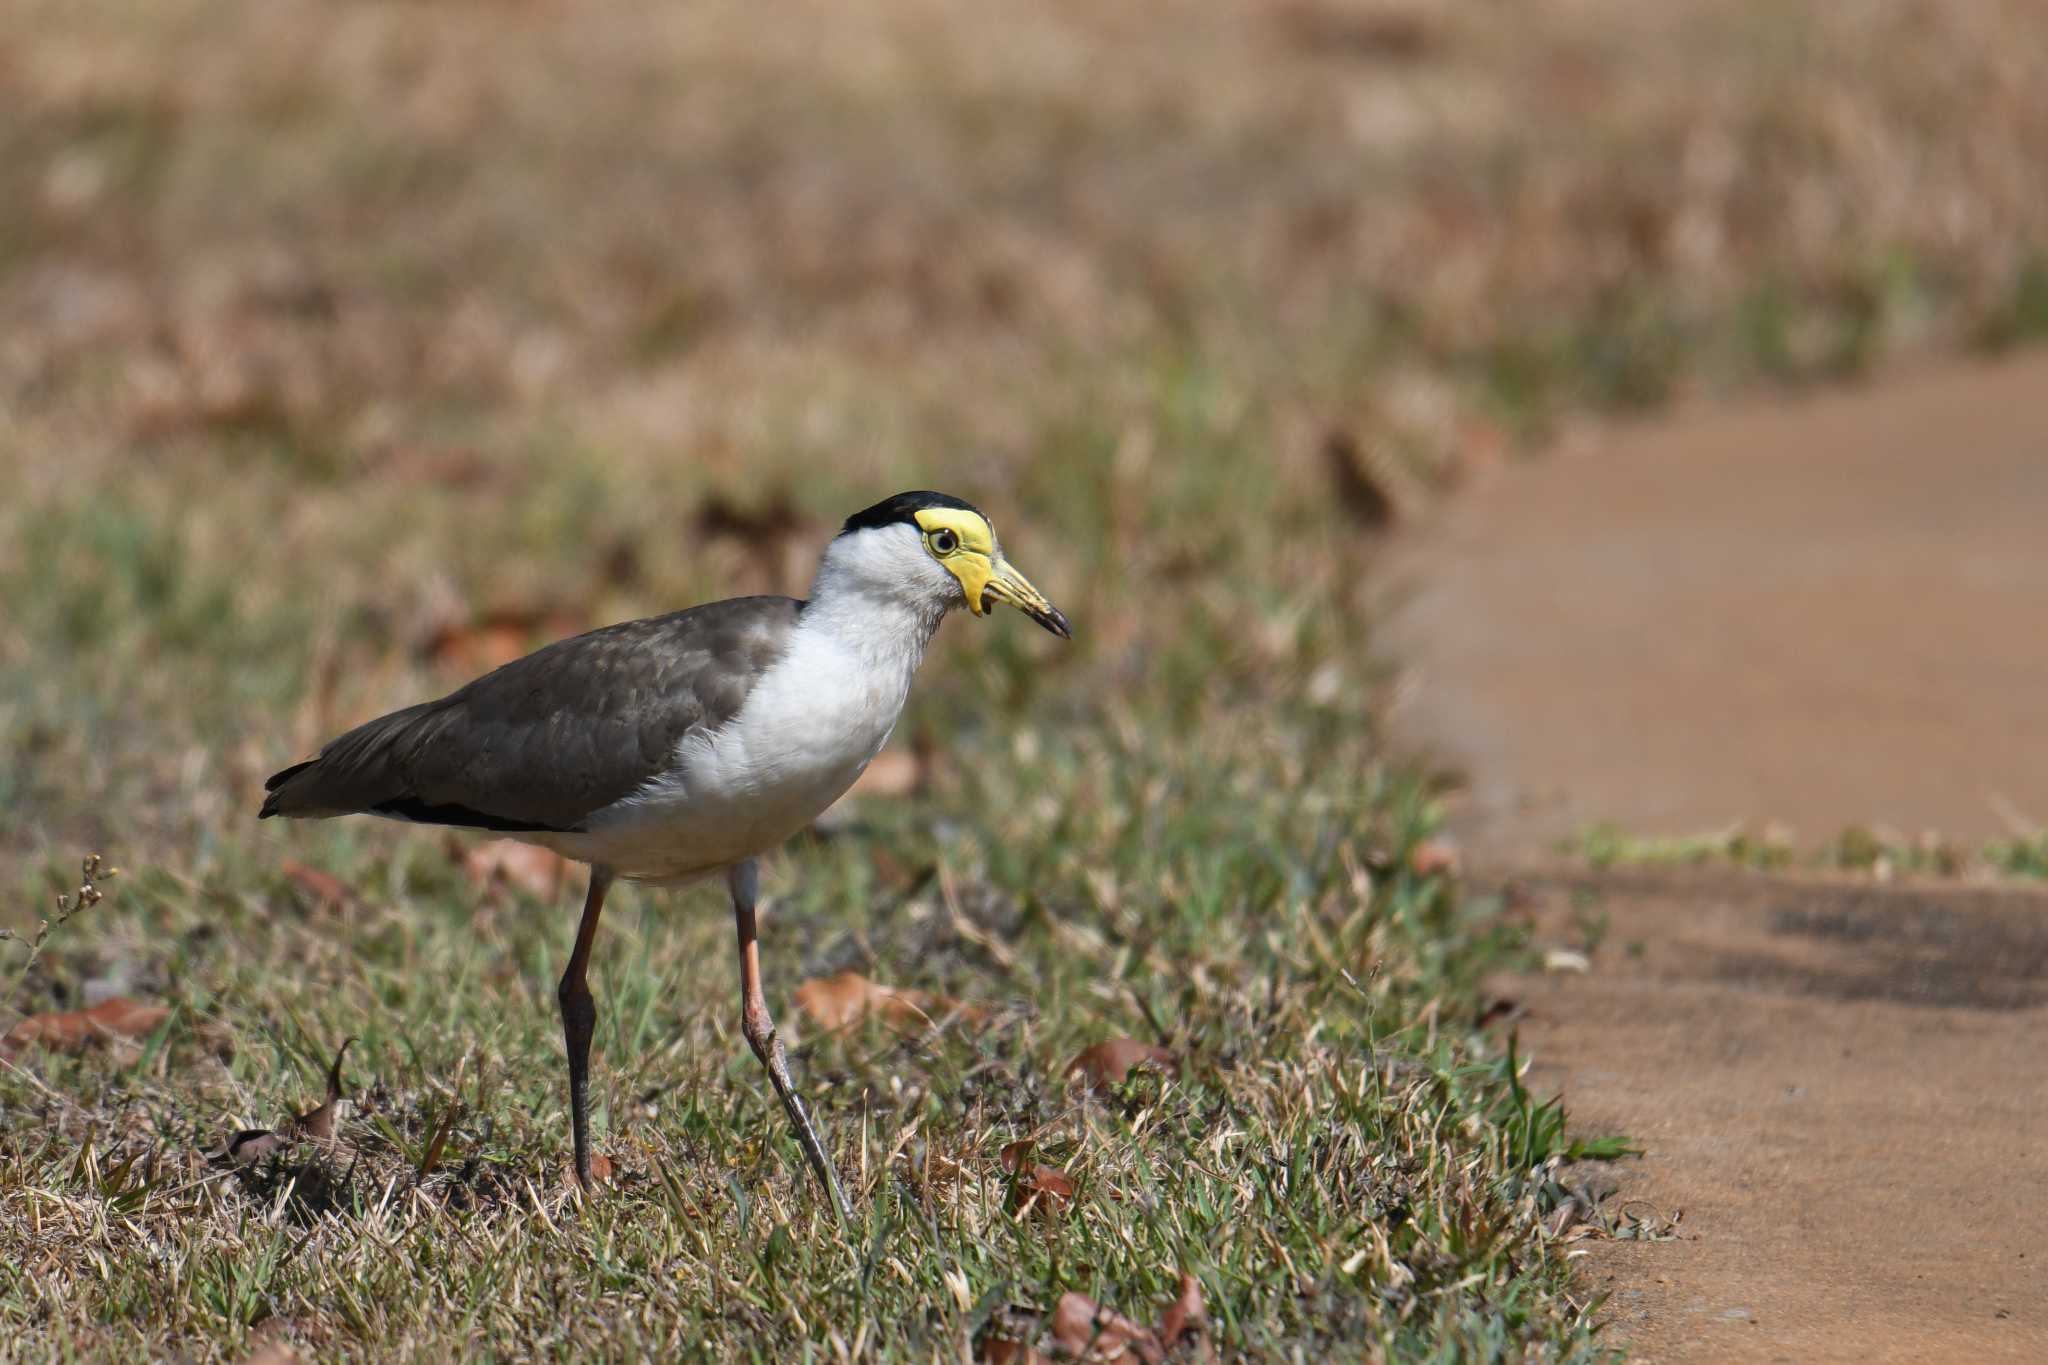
[8,854,119,998]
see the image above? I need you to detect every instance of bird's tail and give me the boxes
[258,758,321,819]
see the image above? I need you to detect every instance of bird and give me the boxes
[259,491,1070,1216]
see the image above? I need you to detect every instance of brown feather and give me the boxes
[261,597,803,832]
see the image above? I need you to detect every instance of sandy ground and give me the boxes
[1387,352,2048,857]
[1504,871,2048,1362]
[1386,355,2048,1360]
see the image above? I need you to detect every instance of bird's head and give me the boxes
[826,491,1072,638]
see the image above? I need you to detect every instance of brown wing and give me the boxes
[260,596,803,832]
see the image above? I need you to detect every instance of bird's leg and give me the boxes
[728,859,851,1224]
[558,864,615,1190]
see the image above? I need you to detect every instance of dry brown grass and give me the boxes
[7,0,2048,862]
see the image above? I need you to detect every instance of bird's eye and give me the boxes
[929,528,959,555]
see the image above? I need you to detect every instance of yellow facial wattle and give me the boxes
[912,506,1071,638]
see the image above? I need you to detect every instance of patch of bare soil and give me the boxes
[1500,871,2048,1362]
[1386,356,2048,1358]
[1386,353,2048,856]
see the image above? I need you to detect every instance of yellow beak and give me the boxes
[976,555,1072,639]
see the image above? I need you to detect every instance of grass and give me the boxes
[1568,821,2048,882]
[3,384,1618,1357]
[2,643,1615,1358]
[4,0,2046,1358]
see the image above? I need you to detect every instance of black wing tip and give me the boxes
[265,758,317,793]
[260,758,318,819]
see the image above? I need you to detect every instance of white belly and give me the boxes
[546,621,914,883]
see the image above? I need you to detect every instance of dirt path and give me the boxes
[1387,353,2048,858]
[1384,356,2048,1360]
[1504,870,2048,1362]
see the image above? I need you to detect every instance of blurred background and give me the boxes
[6,0,2046,864]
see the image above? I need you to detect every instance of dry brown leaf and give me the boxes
[281,860,358,913]
[1156,1275,1214,1362]
[692,489,806,544]
[847,747,925,800]
[794,970,985,1033]
[1476,997,1519,1028]
[1273,1,1440,62]
[564,1152,615,1188]
[1,997,171,1061]
[1010,1276,1211,1364]
[292,1037,355,1145]
[422,608,582,674]
[461,839,572,901]
[865,845,932,894]
[999,1140,1077,1215]
[1323,428,1399,530]
[1051,1292,1164,1364]
[246,1313,326,1360]
[1066,1038,1174,1091]
[221,1036,355,1164]
[815,746,929,832]
[373,443,496,491]
[978,1338,1045,1365]
[1408,838,1460,877]
[1015,1163,1077,1215]
[225,1129,291,1166]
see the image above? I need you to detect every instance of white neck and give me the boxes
[799,580,947,683]
[802,525,958,695]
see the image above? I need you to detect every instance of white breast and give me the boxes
[553,597,933,884]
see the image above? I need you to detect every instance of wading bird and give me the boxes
[260,492,1070,1216]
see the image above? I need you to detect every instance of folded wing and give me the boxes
[260,596,803,832]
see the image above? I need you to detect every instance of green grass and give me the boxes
[1,665,1616,1360]
[0,370,1623,1357]
[1567,820,2048,882]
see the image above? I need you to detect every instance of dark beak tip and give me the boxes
[1040,607,1074,640]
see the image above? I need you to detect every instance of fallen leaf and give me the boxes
[978,1338,1044,1365]
[1273,1,1439,62]
[373,443,496,491]
[224,1129,291,1166]
[848,748,925,800]
[564,1152,615,1189]
[1013,1276,1213,1364]
[1323,428,1400,531]
[243,1313,330,1365]
[1066,1038,1174,1091]
[794,971,984,1033]
[218,1036,356,1165]
[281,860,358,913]
[692,489,805,543]
[460,839,571,901]
[1,997,171,1061]
[865,845,933,894]
[1543,948,1592,973]
[415,1102,460,1179]
[1156,1275,1214,1362]
[1475,997,1519,1028]
[1408,838,1460,877]
[814,746,928,831]
[999,1140,1077,1215]
[292,1037,355,1145]
[422,607,583,674]
[1051,1292,1163,1363]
